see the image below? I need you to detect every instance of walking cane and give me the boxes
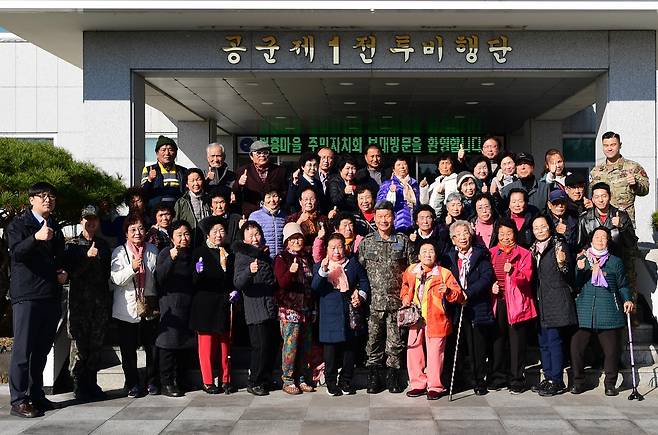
[449,306,465,402]
[626,312,644,401]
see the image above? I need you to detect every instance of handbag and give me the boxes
[397,304,422,328]
[348,302,365,330]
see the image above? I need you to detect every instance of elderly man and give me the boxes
[316,147,335,195]
[233,141,287,217]
[457,134,502,174]
[141,135,187,210]
[7,182,68,418]
[356,145,391,191]
[590,131,649,226]
[64,205,112,402]
[501,152,549,213]
[205,142,236,199]
[359,200,415,394]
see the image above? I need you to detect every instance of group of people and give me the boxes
[6,131,651,418]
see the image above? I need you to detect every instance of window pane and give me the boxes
[563,137,595,163]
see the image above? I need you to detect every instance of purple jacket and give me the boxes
[377,175,419,234]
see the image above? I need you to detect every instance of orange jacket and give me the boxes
[400,263,465,338]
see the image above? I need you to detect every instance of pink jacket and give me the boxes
[489,245,537,325]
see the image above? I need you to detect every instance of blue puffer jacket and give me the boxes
[377,175,419,234]
[249,207,287,258]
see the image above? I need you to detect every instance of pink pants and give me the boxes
[406,325,446,393]
[197,332,230,384]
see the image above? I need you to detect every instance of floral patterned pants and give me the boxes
[280,320,313,385]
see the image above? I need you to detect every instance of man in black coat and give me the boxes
[7,182,68,418]
[500,153,550,213]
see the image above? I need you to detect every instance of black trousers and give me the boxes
[462,319,490,387]
[323,337,357,385]
[247,319,279,387]
[115,318,159,389]
[9,299,61,406]
[570,328,621,389]
[490,300,533,388]
[159,347,184,386]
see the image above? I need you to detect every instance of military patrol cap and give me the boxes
[515,152,535,166]
[155,135,178,152]
[250,140,271,153]
[81,205,99,219]
[548,190,568,203]
[565,172,586,187]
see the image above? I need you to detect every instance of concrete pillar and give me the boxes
[530,119,563,173]
[596,31,656,242]
[177,118,218,169]
[131,73,146,184]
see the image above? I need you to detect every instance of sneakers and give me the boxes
[508,384,525,395]
[127,385,141,398]
[538,380,567,397]
[338,380,356,395]
[147,384,160,396]
[366,367,384,394]
[531,379,550,394]
[326,382,343,397]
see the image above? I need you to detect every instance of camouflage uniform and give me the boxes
[63,234,112,392]
[358,232,414,369]
[590,156,649,226]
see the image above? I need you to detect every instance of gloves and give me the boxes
[195,257,204,273]
[229,290,240,304]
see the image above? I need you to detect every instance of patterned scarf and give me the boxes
[125,241,145,296]
[531,238,550,267]
[457,247,473,290]
[587,247,610,288]
[327,258,350,292]
[397,175,417,208]
[497,242,515,255]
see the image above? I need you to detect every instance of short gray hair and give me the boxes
[449,219,474,238]
[207,143,225,155]
[446,192,463,204]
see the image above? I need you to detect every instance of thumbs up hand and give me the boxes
[35,220,54,241]
[612,211,621,227]
[481,184,488,193]
[148,166,157,182]
[503,259,513,274]
[457,143,465,161]
[249,258,259,274]
[206,166,215,180]
[492,282,500,295]
[56,269,68,285]
[317,222,326,240]
[419,177,428,188]
[239,215,247,228]
[556,245,567,265]
[389,183,396,192]
[626,171,637,186]
[238,169,248,186]
[292,169,301,185]
[87,241,98,258]
[196,257,204,273]
[328,206,338,220]
[131,255,142,272]
[170,246,178,261]
[289,257,299,273]
[556,218,567,235]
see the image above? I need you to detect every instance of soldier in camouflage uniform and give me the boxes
[358,201,415,394]
[64,206,112,401]
[590,131,650,226]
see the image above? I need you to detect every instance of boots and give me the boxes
[366,367,384,394]
[387,368,403,394]
[73,378,92,402]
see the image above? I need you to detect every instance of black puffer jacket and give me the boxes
[232,241,277,325]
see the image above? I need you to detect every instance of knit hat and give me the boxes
[80,205,99,219]
[155,135,178,152]
[456,171,476,188]
[282,222,304,244]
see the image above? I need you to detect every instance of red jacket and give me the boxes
[489,245,537,325]
[400,263,465,338]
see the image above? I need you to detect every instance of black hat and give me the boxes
[155,135,178,152]
[515,152,534,166]
[565,172,586,187]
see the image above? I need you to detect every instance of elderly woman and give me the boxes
[443,220,495,396]
[110,214,159,397]
[273,223,316,395]
[471,193,497,248]
[570,226,634,397]
[378,157,419,234]
[529,215,577,397]
[471,155,492,193]
[313,212,363,262]
[145,202,174,251]
[173,168,211,240]
[249,189,287,258]
[456,172,478,219]
[286,187,329,250]
[155,220,196,397]
[435,192,467,250]
[327,157,359,213]
[312,233,370,396]
[233,221,279,396]
[492,188,538,249]
[287,152,326,213]
[401,240,465,400]
[408,205,443,257]
[490,151,517,195]
[354,185,377,236]
[190,216,236,395]
[489,218,536,394]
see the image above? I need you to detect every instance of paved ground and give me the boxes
[1,385,658,434]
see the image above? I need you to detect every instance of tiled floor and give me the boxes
[1,386,658,434]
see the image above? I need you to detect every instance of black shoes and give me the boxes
[406,388,427,398]
[202,383,221,394]
[162,384,184,398]
[474,384,488,396]
[31,397,56,411]
[366,367,384,394]
[10,402,42,418]
[247,385,269,396]
[538,380,567,397]
[326,382,343,397]
[605,387,619,396]
[222,383,237,395]
[508,384,525,395]
[338,380,356,395]
[531,379,550,394]
[570,384,585,395]
[386,368,403,394]
[427,390,446,400]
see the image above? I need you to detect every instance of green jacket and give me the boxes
[575,254,631,330]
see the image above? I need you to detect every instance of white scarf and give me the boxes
[457,247,472,290]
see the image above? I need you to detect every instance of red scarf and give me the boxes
[497,242,515,255]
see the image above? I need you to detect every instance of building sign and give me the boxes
[237,135,484,155]
[222,33,511,66]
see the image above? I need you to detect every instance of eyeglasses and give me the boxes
[34,193,56,201]
[476,205,492,211]
[253,150,270,156]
